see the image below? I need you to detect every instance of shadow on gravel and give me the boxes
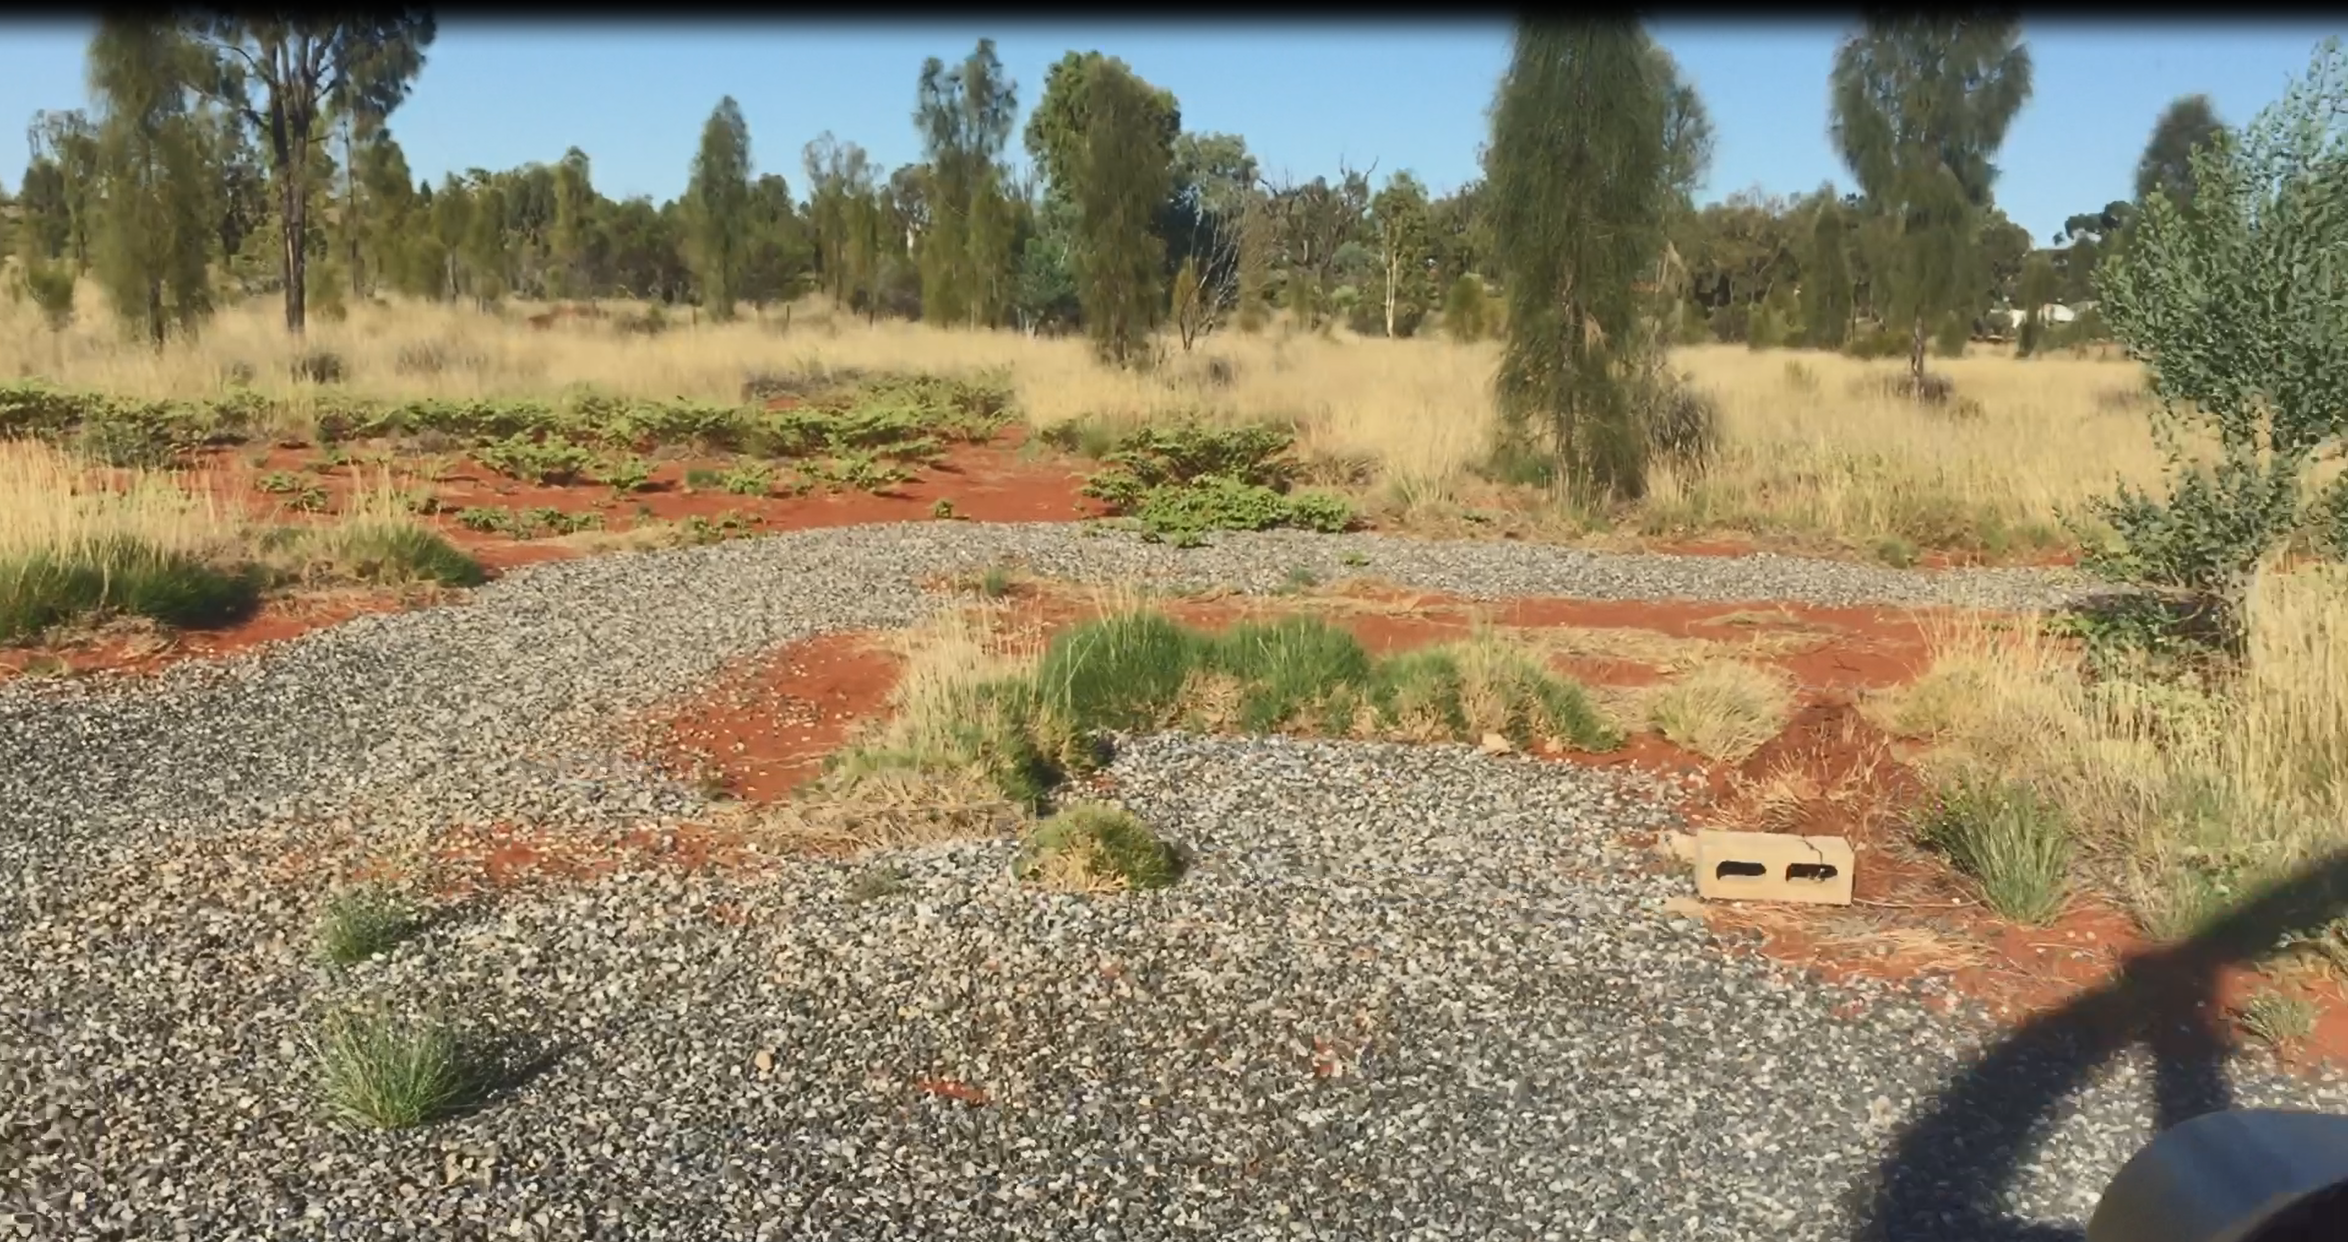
[454,1034,569,1119]
[1850,849,2348,1242]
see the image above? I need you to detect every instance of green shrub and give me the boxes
[1099,423,1300,491]
[720,462,774,496]
[2082,43,2348,628]
[593,455,655,494]
[0,541,263,642]
[472,436,597,486]
[1014,804,1184,891]
[1130,477,1296,544]
[75,406,196,469]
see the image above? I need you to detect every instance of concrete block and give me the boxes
[1693,829,1854,906]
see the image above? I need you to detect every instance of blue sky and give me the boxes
[0,19,2336,246]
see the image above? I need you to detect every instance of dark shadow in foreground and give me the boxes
[1847,849,2348,1242]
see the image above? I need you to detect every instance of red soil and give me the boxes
[634,631,906,802]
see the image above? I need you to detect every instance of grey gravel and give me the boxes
[0,521,2281,1241]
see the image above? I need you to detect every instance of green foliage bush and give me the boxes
[2082,42,2348,628]
[0,539,264,643]
[1077,422,1355,545]
[1014,804,1185,891]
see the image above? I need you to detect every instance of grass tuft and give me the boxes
[1645,661,1796,762]
[312,1007,477,1130]
[815,605,1620,838]
[1015,803,1183,893]
[317,886,417,966]
[2236,989,2318,1047]
[1911,772,2074,925]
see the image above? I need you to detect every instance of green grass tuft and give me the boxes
[1015,803,1184,892]
[0,539,263,643]
[312,1008,478,1130]
[1912,772,2074,925]
[317,886,418,966]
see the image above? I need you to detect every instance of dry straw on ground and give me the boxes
[1872,565,2348,937]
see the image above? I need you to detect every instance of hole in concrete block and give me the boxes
[1786,862,1840,883]
[1715,860,1767,881]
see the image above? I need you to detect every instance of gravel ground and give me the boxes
[0,522,2297,1240]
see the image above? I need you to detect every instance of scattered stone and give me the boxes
[0,522,2289,1239]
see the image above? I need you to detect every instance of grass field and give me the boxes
[1,287,2168,555]
[6,283,2342,951]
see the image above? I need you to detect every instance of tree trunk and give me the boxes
[1384,249,1398,338]
[148,281,165,351]
[281,173,308,336]
[1908,314,1926,389]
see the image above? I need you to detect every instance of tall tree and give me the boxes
[2014,251,2060,356]
[349,126,421,298]
[2088,38,2348,617]
[914,39,1019,326]
[193,107,270,277]
[2135,93,2223,212]
[87,17,214,348]
[188,14,435,336]
[1369,171,1433,338]
[740,172,809,314]
[26,110,101,271]
[1830,14,2033,387]
[802,132,874,306]
[1165,129,1257,329]
[1488,19,1674,503]
[1072,55,1176,366]
[549,146,596,300]
[424,172,469,301]
[1802,192,1855,348]
[461,176,507,306]
[685,96,752,321]
[1023,50,1179,204]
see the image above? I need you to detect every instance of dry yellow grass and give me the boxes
[1653,345,2169,549]
[1,287,2162,551]
[0,438,242,565]
[1874,566,2348,936]
[1643,659,1798,763]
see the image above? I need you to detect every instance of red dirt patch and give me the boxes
[0,588,427,684]
[634,632,907,802]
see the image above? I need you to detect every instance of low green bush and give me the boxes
[1014,803,1184,892]
[0,540,263,643]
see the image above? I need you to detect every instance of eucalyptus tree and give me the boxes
[1829,13,2033,387]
